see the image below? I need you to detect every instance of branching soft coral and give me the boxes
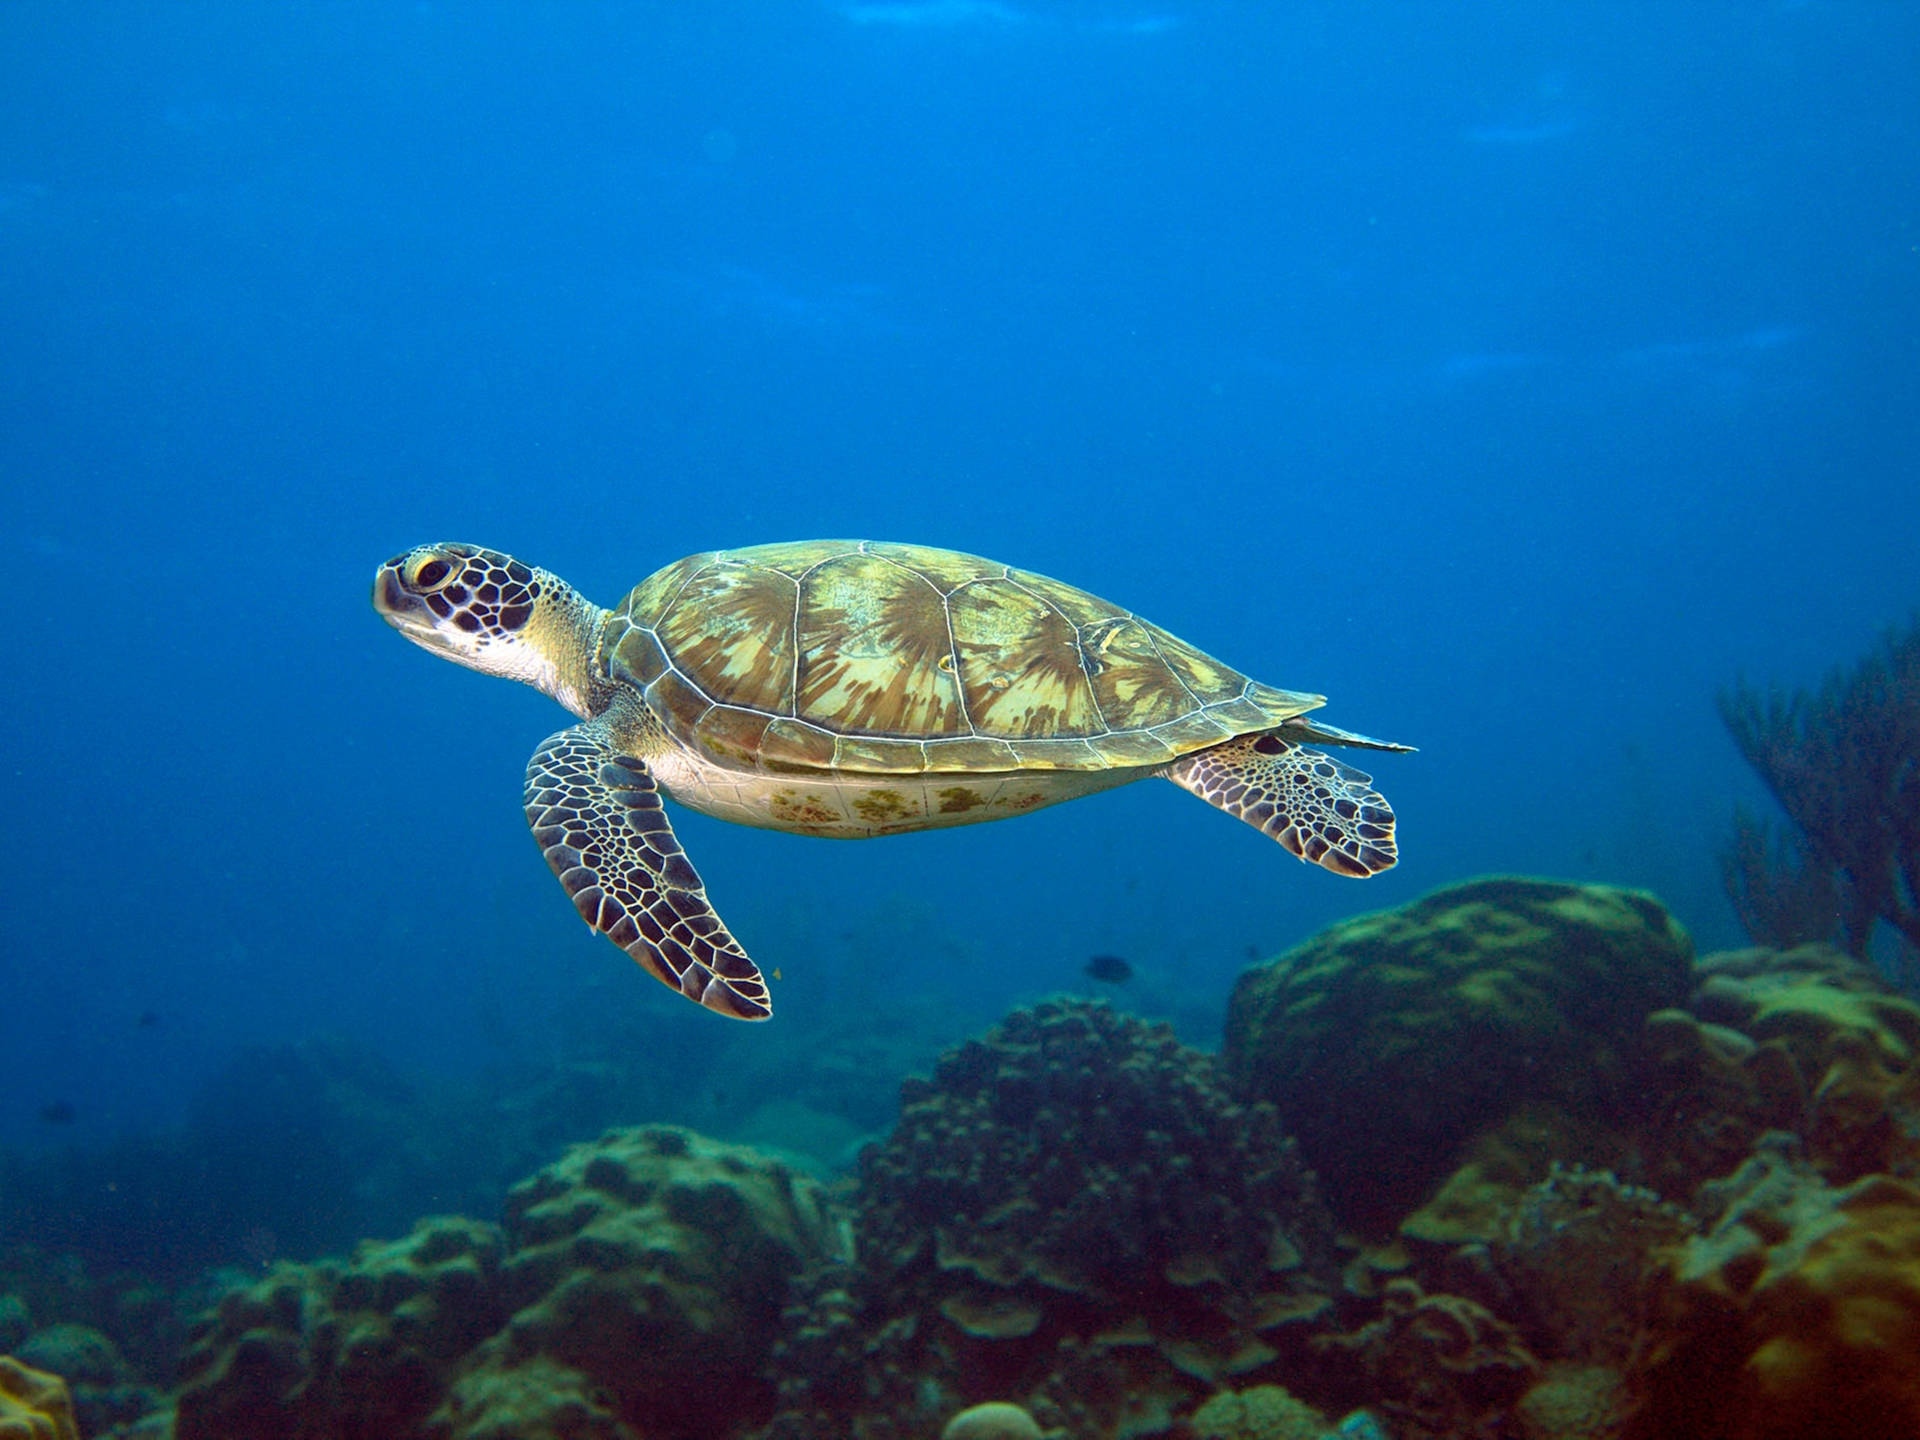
[1719,618,1920,979]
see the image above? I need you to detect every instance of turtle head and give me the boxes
[374,543,607,717]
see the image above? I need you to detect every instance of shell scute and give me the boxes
[653,560,798,715]
[795,551,967,738]
[867,542,994,593]
[609,623,671,688]
[948,580,1105,739]
[834,734,926,773]
[759,718,839,774]
[693,706,773,765]
[646,669,713,731]
[925,735,1022,770]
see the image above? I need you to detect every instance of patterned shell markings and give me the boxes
[609,541,1323,773]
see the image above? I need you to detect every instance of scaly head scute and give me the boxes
[373,543,607,717]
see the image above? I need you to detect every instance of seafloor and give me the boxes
[5,873,1919,1440]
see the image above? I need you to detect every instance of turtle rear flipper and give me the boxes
[1167,732,1399,877]
[525,722,772,1020]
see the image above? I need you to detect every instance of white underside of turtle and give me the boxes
[375,539,1412,1022]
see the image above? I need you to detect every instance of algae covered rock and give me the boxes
[1224,876,1692,1227]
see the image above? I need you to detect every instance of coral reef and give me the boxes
[762,998,1336,1440]
[174,1127,845,1440]
[0,1358,78,1440]
[1224,877,1693,1227]
[32,880,1920,1440]
[1480,1166,1692,1367]
[1719,617,1920,978]
[1629,1139,1920,1439]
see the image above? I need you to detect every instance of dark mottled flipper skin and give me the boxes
[525,723,772,1020]
[1167,730,1400,877]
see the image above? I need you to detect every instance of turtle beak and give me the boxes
[373,565,411,619]
[373,563,437,642]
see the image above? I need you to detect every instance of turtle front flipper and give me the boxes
[1167,732,1399,877]
[524,723,772,1020]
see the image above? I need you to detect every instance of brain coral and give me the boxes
[1224,876,1693,1227]
[767,999,1335,1439]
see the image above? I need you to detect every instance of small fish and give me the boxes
[38,1100,76,1125]
[1083,953,1134,985]
[136,1009,162,1029]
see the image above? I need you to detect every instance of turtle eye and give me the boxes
[409,556,455,591]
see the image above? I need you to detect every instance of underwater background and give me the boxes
[2,4,1918,1438]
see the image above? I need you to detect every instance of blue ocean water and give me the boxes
[0,0,1914,1178]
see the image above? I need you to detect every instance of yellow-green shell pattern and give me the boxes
[601,541,1325,776]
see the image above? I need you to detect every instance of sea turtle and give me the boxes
[373,540,1411,1021]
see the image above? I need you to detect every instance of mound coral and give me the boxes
[1513,1363,1629,1440]
[176,1127,847,1440]
[1224,877,1693,1227]
[426,1354,637,1440]
[457,1125,848,1437]
[175,1213,507,1440]
[0,1358,78,1440]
